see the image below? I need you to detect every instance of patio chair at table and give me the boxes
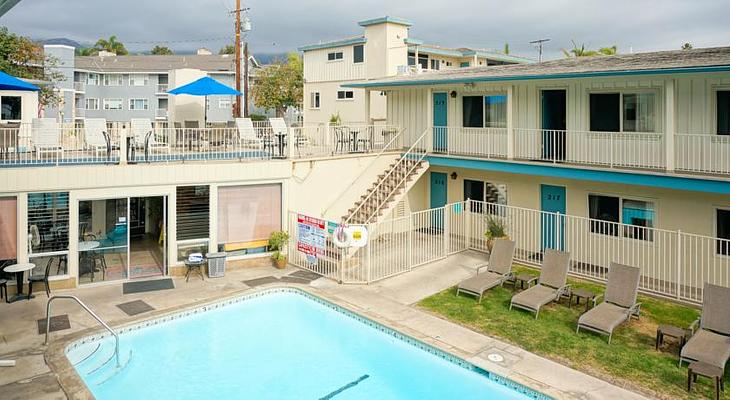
[510,249,571,318]
[576,262,641,344]
[456,238,516,303]
[130,118,170,161]
[333,126,350,153]
[269,118,289,157]
[28,257,54,298]
[83,118,112,160]
[680,283,730,370]
[31,118,63,161]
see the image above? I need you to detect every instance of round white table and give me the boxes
[78,241,100,252]
[3,263,36,302]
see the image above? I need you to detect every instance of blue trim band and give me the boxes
[426,156,730,195]
[345,65,730,88]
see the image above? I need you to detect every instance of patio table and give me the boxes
[4,263,36,302]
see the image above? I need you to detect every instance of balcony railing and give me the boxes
[155,109,169,119]
[675,134,730,175]
[74,108,85,118]
[0,122,401,167]
[156,84,168,93]
[73,81,85,92]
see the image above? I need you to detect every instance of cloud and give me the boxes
[2,0,728,59]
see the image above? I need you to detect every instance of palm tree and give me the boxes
[503,43,510,55]
[562,40,617,58]
[150,45,173,55]
[94,35,128,55]
[219,44,235,55]
[682,42,693,50]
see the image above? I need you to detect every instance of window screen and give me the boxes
[176,186,210,241]
[217,184,281,244]
[590,93,620,132]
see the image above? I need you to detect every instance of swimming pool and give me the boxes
[65,288,548,399]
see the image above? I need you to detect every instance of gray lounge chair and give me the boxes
[576,262,641,344]
[680,283,730,370]
[456,239,516,303]
[510,249,571,318]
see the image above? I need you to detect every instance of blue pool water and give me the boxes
[66,289,542,399]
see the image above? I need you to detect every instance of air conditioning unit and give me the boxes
[206,252,227,278]
[397,65,409,75]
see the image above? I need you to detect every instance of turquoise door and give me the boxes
[540,184,566,251]
[433,93,448,153]
[430,172,447,230]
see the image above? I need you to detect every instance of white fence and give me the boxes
[433,126,508,158]
[675,134,730,175]
[288,200,730,304]
[289,124,402,159]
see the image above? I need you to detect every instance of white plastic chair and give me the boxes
[83,118,111,159]
[130,118,170,157]
[235,118,263,150]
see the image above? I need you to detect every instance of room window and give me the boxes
[430,59,440,70]
[0,197,17,262]
[588,194,655,241]
[353,45,364,63]
[218,99,231,109]
[445,61,453,67]
[590,92,656,132]
[1,96,21,120]
[128,74,148,86]
[177,186,210,261]
[85,98,99,110]
[217,184,282,255]
[462,96,483,128]
[717,209,730,255]
[128,98,148,110]
[103,74,123,86]
[717,91,730,135]
[27,192,69,277]
[86,73,99,85]
[337,90,354,100]
[104,99,123,110]
[407,52,428,69]
[327,51,343,61]
[310,92,320,109]
[460,61,470,68]
[463,180,507,214]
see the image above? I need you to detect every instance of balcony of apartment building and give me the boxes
[73,81,85,93]
[0,120,402,167]
[156,84,168,94]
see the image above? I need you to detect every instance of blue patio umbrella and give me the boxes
[0,70,40,91]
[168,76,241,123]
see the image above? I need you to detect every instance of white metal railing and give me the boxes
[0,123,121,166]
[155,109,168,119]
[157,84,168,93]
[289,199,729,303]
[320,126,405,218]
[675,134,730,175]
[514,128,666,169]
[74,108,86,118]
[73,81,85,92]
[345,128,429,224]
[433,126,508,158]
[289,124,402,159]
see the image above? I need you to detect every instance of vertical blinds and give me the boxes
[0,197,17,260]
[27,192,69,254]
[176,186,210,241]
[217,184,281,244]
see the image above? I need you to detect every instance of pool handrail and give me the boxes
[45,295,120,367]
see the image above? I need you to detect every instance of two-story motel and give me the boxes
[299,16,532,126]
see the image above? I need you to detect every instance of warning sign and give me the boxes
[296,214,326,257]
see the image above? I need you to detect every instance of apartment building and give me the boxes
[299,16,532,126]
[43,45,267,124]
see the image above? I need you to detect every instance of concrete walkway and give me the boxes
[0,252,649,399]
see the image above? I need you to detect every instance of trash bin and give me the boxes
[206,252,227,278]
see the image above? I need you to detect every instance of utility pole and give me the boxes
[529,38,550,62]
[230,3,251,118]
[244,42,249,117]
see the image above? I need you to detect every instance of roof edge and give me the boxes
[358,16,413,27]
[298,37,367,52]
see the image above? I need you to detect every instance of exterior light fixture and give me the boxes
[450,91,457,98]
[450,172,458,180]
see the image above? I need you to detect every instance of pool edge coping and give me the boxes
[45,284,559,400]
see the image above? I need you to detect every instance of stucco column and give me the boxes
[16,193,28,264]
[208,183,218,255]
[364,89,371,124]
[665,79,676,172]
[426,88,433,152]
[506,85,515,159]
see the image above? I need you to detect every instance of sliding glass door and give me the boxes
[129,196,166,279]
[78,199,128,284]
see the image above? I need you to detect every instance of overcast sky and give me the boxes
[1,0,729,59]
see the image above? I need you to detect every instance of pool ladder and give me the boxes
[45,295,120,368]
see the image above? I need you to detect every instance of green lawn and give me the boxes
[417,266,723,399]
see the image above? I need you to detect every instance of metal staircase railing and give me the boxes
[45,295,120,367]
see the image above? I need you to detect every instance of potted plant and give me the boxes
[268,230,290,269]
[484,215,508,252]
[329,112,341,126]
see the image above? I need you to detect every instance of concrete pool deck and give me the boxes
[0,251,648,400]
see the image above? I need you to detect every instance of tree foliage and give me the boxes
[0,26,64,111]
[503,43,510,55]
[94,35,128,55]
[150,45,173,55]
[219,44,235,55]
[681,42,693,50]
[562,40,617,57]
[251,52,303,116]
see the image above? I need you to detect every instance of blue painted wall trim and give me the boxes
[426,156,730,195]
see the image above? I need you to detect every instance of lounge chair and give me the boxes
[31,118,63,160]
[130,118,169,160]
[680,283,730,370]
[235,118,263,150]
[576,262,641,344]
[456,239,516,302]
[83,118,111,160]
[510,249,571,318]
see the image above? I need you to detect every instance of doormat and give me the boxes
[242,276,280,287]
[116,299,155,316]
[122,278,175,294]
[289,269,323,282]
[37,314,71,335]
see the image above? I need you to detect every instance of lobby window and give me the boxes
[1,96,21,120]
[327,51,343,61]
[177,186,210,261]
[310,92,320,109]
[717,209,730,255]
[718,91,730,135]
[27,192,69,277]
[588,194,655,241]
[353,45,364,63]
[590,92,656,132]
[337,90,354,100]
